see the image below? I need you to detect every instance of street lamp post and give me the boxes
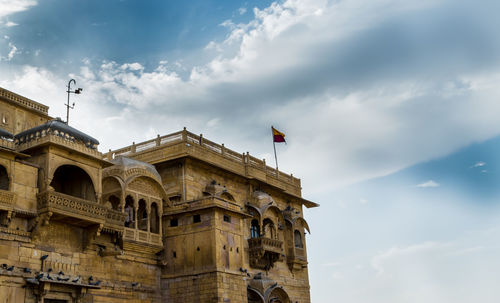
[65,79,82,125]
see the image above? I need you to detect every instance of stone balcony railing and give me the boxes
[123,227,162,247]
[166,196,246,217]
[104,129,302,197]
[104,209,126,232]
[248,237,284,270]
[37,191,107,226]
[0,189,15,211]
[248,237,283,255]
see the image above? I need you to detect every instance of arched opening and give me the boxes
[250,219,260,239]
[124,195,135,227]
[294,230,303,248]
[263,218,276,240]
[108,195,120,211]
[247,288,264,303]
[137,199,148,231]
[0,165,9,190]
[220,191,235,201]
[268,287,291,303]
[50,165,96,201]
[102,177,122,207]
[150,202,160,233]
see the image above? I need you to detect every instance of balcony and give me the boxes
[104,209,126,232]
[287,247,308,271]
[122,227,163,254]
[37,191,107,227]
[0,189,15,211]
[248,237,283,270]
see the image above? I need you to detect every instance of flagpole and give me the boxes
[272,126,279,171]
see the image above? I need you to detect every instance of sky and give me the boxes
[1,0,500,302]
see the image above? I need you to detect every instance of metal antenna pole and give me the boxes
[65,79,82,125]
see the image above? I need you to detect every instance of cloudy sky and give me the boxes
[1,0,500,302]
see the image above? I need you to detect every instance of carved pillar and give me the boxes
[158,205,163,237]
[134,193,138,230]
[146,197,151,233]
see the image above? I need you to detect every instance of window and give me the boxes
[294,230,303,248]
[137,199,148,231]
[0,165,8,190]
[170,218,178,227]
[124,196,135,227]
[193,214,201,223]
[250,219,260,239]
[223,215,231,223]
[263,218,276,239]
[150,203,160,233]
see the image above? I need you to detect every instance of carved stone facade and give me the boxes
[0,87,318,302]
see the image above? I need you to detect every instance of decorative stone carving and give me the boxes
[128,178,162,198]
[248,237,284,270]
[37,190,107,224]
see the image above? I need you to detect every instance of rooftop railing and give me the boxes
[0,87,49,115]
[104,128,301,192]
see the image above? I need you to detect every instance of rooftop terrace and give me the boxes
[104,128,303,197]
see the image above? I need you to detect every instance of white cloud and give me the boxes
[5,21,18,27]
[238,7,247,15]
[7,42,17,60]
[120,62,144,71]
[471,161,486,168]
[417,180,440,188]
[2,0,500,196]
[0,0,37,19]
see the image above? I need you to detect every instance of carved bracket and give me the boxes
[29,212,52,241]
[83,223,103,250]
[0,210,14,227]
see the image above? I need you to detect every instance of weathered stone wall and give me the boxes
[158,158,312,303]
[0,99,49,135]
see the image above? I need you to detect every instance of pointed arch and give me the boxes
[247,287,265,303]
[246,204,262,220]
[292,217,311,234]
[267,286,290,303]
[262,205,284,223]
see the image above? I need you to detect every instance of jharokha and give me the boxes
[0,87,318,303]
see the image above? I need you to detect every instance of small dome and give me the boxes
[14,118,99,149]
[0,127,13,140]
[110,156,161,181]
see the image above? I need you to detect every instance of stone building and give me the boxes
[0,86,318,303]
